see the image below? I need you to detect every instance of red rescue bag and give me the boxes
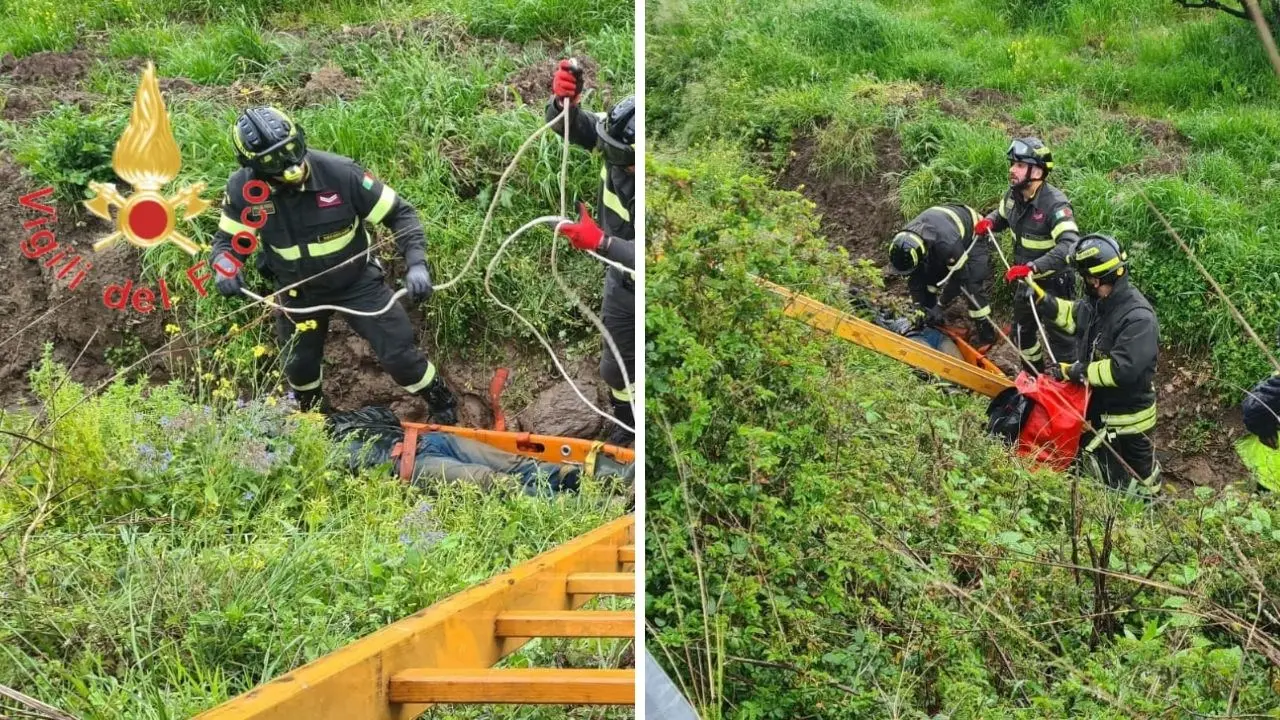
[1014,371,1089,470]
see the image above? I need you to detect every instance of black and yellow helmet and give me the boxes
[1007,136,1054,172]
[1073,234,1127,284]
[233,106,307,182]
[596,95,635,167]
[888,231,925,276]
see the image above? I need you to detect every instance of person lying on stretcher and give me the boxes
[325,406,633,495]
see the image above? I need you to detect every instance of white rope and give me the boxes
[485,216,635,435]
[986,229,1056,367]
[239,286,408,316]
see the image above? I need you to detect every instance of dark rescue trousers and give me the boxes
[1014,272,1078,368]
[599,271,635,401]
[274,264,436,403]
[1081,400,1161,497]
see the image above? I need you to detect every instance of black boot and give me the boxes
[295,388,332,414]
[417,375,458,426]
[606,397,634,447]
[974,321,997,349]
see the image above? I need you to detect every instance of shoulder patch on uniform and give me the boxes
[1054,206,1073,221]
[361,172,375,190]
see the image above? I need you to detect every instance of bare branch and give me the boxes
[1174,0,1253,21]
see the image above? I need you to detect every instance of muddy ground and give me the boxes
[774,87,1247,490]
[0,39,621,441]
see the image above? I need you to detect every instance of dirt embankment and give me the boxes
[772,94,1244,490]
[0,41,621,441]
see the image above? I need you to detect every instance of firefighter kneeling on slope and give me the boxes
[1017,234,1161,496]
[546,59,637,446]
[886,203,996,347]
[211,106,458,424]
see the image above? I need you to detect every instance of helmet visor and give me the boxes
[250,137,306,177]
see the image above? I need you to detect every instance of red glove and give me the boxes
[974,218,993,235]
[1004,264,1033,283]
[559,203,604,252]
[552,59,583,104]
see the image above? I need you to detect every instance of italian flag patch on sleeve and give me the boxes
[1054,206,1073,221]
[362,172,375,190]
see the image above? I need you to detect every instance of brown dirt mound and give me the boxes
[1,87,96,121]
[3,51,91,85]
[777,130,907,263]
[1152,350,1247,489]
[0,155,166,409]
[295,64,362,105]
[489,55,601,110]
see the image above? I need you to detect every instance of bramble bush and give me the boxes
[646,153,1280,718]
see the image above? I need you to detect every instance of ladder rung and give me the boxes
[495,610,633,638]
[566,572,635,595]
[388,668,634,705]
[618,544,635,563]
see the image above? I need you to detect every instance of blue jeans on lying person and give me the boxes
[413,432,579,495]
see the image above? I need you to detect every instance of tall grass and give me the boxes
[0,354,631,718]
[646,147,1280,720]
[649,0,1280,394]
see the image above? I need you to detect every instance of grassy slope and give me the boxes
[647,0,1280,716]
[650,0,1280,395]
[2,0,635,365]
[647,146,1280,720]
[0,1,634,718]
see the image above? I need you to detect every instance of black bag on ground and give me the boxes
[1243,375,1280,447]
[325,405,404,468]
[986,386,1031,446]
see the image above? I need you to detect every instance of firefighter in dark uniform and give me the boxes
[547,60,636,446]
[1032,234,1160,496]
[210,106,458,424]
[886,203,995,346]
[977,137,1082,369]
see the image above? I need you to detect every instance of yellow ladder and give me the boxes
[195,516,636,718]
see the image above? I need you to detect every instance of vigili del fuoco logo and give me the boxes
[17,63,251,314]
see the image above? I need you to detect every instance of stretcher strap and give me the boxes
[396,425,420,483]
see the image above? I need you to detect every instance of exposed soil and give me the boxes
[2,51,91,85]
[294,64,362,105]
[489,55,603,110]
[777,130,907,264]
[0,155,166,409]
[0,87,96,121]
[1151,349,1248,488]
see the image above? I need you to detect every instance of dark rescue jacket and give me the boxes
[899,204,989,318]
[210,150,426,296]
[546,100,635,313]
[1038,276,1158,431]
[985,181,1080,277]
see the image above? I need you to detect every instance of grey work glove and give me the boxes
[215,270,242,297]
[405,263,433,303]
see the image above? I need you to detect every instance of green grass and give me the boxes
[648,0,1280,715]
[1,353,631,719]
[646,148,1280,720]
[3,0,633,366]
[1,1,634,717]
[650,0,1280,396]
